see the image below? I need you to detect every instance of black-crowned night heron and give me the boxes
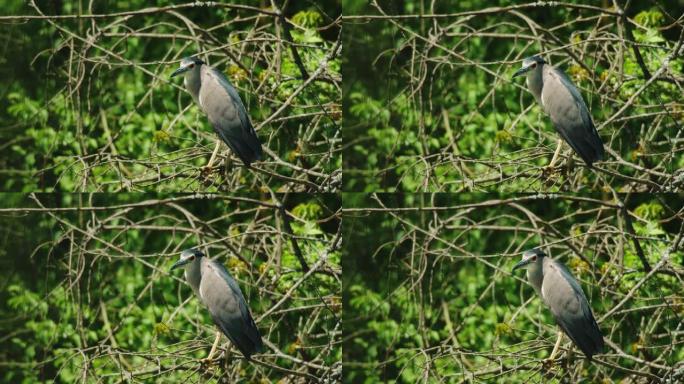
[171,56,262,169]
[170,248,263,361]
[512,55,604,168]
[512,248,603,360]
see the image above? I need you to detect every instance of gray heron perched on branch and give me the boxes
[171,56,262,169]
[170,248,263,361]
[512,55,604,168]
[512,248,603,361]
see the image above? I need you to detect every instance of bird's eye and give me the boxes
[531,62,537,68]
[190,255,195,260]
[531,255,537,261]
[189,63,195,68]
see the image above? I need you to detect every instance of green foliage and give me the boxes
[292,201,324,220]
[0,194,341,382]
[343,0,684,192]
[7,284,47,315]
[634,9,665,28]
[343,193,684,382]
[292,9,324,28]
[0,1,341,192]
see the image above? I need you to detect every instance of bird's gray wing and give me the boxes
[199,258,263,358]
[541,66,604,166]
[198,65,262,165]
[541,258,603,359]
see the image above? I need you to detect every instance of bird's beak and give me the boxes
[170,64,190,78]
[170,257,191,271]
[512,258,531,272]
[512,65,531,79]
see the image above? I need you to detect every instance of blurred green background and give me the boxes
[343,193,684,382]
[0,0,341,192]
[0,193,341,382]
[343,0,684,192]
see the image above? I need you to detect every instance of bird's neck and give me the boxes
[184,259,202,297]
[526,67,544,106]
[184,69,202,105]
[527,264,544,297]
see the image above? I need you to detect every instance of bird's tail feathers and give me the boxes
[216,129,262,166]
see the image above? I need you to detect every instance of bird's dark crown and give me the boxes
[525,55,546,65]
[524,248,546,258]
[182,248,205,258]
[183,56,205,65]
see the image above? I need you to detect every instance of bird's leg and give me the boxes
[202,140,222,173]
[541,139,563,180]
[202,330,222,364]
[548,329,564,361]
[547,139,563,169]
